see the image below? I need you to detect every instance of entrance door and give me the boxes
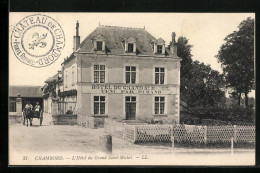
[125,96,136,120]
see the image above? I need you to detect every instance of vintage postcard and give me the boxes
[9,12,255,166]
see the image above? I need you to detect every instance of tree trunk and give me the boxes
[245,92,249,107]
[238,92,241,106]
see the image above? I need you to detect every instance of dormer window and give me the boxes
[92,35,106,51]
[123,37,136,53]
[157,45,162,54]
[152,38,165,55]
[97,41,103,51]
[128,43,134,53]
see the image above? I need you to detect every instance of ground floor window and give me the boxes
[9,99,16,112]
[94,96,105,114]
[155,96,165,114]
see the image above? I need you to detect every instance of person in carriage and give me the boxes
[24,102,33,110]
[34,102,43,125]
[34,102,41,116]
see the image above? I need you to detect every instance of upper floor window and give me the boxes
[72,66,75,85]
[128,43,134,53]
[124,37,136,53]
[157,45,162,54]
[125,66,136,84]
[155,67,165,84]
[155,96,165,115]
[94,65,105,83]
[92,35,106,51]
[94,96,106,114]
[97,41,103,51]
[152,38,165,55]
[65,70,68,88]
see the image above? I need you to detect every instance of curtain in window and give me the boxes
[160,73,164,84]
[126,72,130,83]
[94,71,99,83]
[155,73,159,84]
[94,103,99,114]
[131,72,136,84]
[100,71,105,83]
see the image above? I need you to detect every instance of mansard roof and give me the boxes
[77,25,172,56]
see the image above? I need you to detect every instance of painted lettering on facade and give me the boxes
[82,84,177,95]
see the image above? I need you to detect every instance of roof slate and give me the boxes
[9,86,43,98]
[77,25,172,56]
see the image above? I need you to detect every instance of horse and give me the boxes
[23,107,33,127]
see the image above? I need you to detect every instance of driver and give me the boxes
[24,101,33,110]
[34,102,41,113]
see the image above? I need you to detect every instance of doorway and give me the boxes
[125,96,136,120]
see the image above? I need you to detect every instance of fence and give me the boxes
[57,101,77,115]
[104,119,136,143]
[104,119,255,144]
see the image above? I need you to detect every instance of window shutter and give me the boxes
[125,41,128,52]
[94,41,97,49]
[162,44,165,54]
[133,43,136,53]
[102,41,105,50]
[154,43,157,54]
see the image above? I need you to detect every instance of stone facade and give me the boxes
[58,23,181,126]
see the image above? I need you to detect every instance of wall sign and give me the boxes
[82,84,177,95]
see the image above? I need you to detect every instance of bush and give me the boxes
[180,106,255,125]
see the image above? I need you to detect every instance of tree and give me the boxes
[169,37,225,107]
[169,37,193,104]
[185,61,225,107]
[215,17,254,106]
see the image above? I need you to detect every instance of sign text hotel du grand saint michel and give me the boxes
[11,14,65,68]
[86,84,177,95]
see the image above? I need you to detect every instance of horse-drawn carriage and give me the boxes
[23,107,43,127]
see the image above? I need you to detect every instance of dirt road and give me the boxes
[9,121,255,165]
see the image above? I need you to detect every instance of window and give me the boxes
[128,43,134,52]
[125,66,136,84]
[9,99,16,112]
[93,35,106,51]
[155,67,165,84]
[94,65,105,83]
[157,45,162,54]
[65,70,68,87]
[94,96,106,114]
[72,66,74,85]
[125,96,136,120]
[97,41,103,51]
[155,97,165,114]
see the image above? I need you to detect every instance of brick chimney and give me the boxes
[170,32,177,55]
[73,21,80,52]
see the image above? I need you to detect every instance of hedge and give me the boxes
[180,106,255,125]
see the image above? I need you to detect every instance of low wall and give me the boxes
[85,116,106,129]
[52,114,77,125]
[9,113,22,124]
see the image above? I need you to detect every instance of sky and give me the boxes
[9,13,255,96]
